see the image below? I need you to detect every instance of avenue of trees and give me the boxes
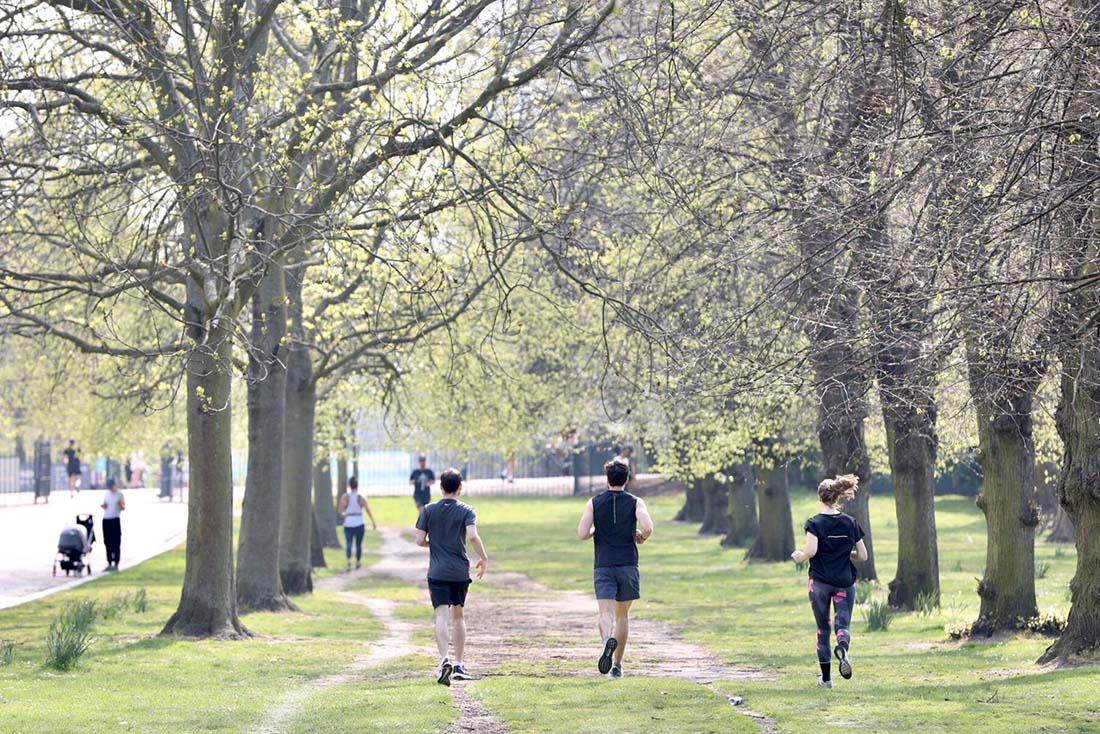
[1,0,1099,665]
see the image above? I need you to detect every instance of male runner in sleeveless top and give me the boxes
[577,459,654,679]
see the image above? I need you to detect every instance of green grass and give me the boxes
[455,490,1095,734]
[0,490,1094,734]
[471,677,758,734]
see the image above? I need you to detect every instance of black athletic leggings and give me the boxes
[808,578,855,663]
[103,518,121,567]
[344,525,365,561]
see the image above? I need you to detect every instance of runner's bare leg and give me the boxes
[613,601,632,664]
[434,605,451,659]
[598,598,616,642]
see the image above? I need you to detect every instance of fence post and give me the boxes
[33,439,51,503]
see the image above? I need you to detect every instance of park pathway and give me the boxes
[265,526,776,733]
[0,489,188,610]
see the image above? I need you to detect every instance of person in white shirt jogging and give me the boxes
[100,477,125,572]
[337,476,377,571]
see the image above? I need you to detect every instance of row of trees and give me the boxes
[1,0,1098,666]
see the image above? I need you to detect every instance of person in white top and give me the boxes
[337,476,377,571]
[100,477,125,572]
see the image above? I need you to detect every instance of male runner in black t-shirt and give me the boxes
[415,468,488,686]
[410,454,435,513]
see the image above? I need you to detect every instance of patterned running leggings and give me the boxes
[808,578,855,664]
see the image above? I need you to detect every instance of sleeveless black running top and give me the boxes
[593,489,638,568]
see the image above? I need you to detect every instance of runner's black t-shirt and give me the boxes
[416,498,476,582]
[410,468,435,503]
[804,512,865,587]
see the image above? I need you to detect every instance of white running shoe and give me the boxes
[818,677,833,689]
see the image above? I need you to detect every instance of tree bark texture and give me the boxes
[674,477,706,523]
[699,474,732,536]
[968,342,1041,634]
[746,461,794,561]
[314,457,340,549]
[279,269,315,596]
[162,313,248,638]
[721,464,758,546]
[236,266,294,613]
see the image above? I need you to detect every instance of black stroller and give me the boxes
[53,514,96,576]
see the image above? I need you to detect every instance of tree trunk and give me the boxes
[817,389,877,581]
[314,457,340,549]
[336,448,349,508]
[310,507,327,568]
[1047,507,1075,544]
[1040,323,1100,662]
[884,403,940,610]
[674,477,706,523]
[279,270,315,596]
[236,266,295,613]
[699,474,731,536]
[721,464,757,546]
[162,317,248,638]
[746,461,794,561]
[970,385,1040,634]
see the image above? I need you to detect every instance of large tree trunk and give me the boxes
[699,473,732,536]
[884,401,940,610]
[310,507,327,569]
[279,271,315,596]
[236,266,294,613]
[1040,319,1100,662]
[163,316,248,638]
[314,457,340,549]
[336,447,349,508]
[721,464,757,546]
[746,461,794,561]
[816,370,877,581]
[969,361,1041,634]
[674,477,706,523]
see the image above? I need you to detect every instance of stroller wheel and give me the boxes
[52,562,57,577]
[86,564,93,576]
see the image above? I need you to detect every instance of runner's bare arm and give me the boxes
[337,493,348,522]
[635,498,654,544]
[415,529,429,548]
[362,496,378,530]
[852,539,868,561]
[791,532,818,563]
[467,525,488,579]
[577,499,595,540]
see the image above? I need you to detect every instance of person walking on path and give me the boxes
[615,445,637,490]
[337,476,377,571]
[576,459,654,680]
[100,477,125,572]
[791,474,868,689]
[63,440,82,497]
[410,454,435,513]
[415,468,488,687]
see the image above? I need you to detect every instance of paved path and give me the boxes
[0,489,188,609]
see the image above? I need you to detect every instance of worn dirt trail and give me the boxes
[263,526,774,733]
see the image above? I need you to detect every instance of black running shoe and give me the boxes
[598,637,618,675]
[835,646,852,680]
[437,660,453,687]
[452,664,472,681]
[609,663,623,680]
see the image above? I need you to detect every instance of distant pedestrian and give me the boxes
[130,450,147,488]
[615,445,637,490]
[63,440,82,497]
[791,474,867,689]
[124,459,133,487]
[337,476,377,571]
[100,477,125,572]
[410,454,436,513]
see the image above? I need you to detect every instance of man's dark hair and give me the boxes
[605,460,630,488]
[348,476,358,490]
[440,468,463,494]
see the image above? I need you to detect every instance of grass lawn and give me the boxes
[452,489,1097,734]
[0,488,1095,734]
